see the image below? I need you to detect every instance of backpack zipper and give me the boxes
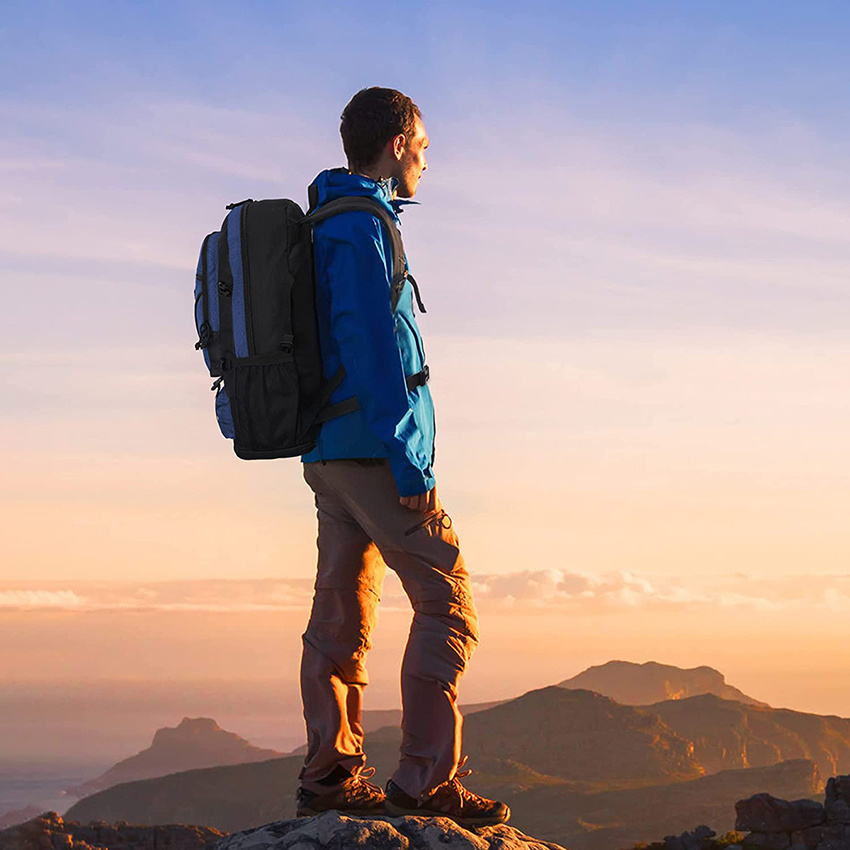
[195,233,212,351]
[200,233,210,327]
[240,203,256,355]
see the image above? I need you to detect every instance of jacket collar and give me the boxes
[310,168,419,220]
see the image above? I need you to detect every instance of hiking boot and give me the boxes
[384,759,510,827]
[296,766,386,817]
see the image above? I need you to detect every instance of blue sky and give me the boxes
[5,0,850,346]
[7,1,850,119]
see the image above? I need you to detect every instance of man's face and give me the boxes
[393,116,429,198]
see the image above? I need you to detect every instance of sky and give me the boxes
[2,0,850,741]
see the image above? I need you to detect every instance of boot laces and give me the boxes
[351,766,382,796]
[445,756,485,807]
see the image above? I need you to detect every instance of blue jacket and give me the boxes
[301,168,436,497]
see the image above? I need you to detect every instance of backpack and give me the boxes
[193,194,414,459]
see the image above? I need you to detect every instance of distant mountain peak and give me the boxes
[558,660,766,707]
[150,717,229,747]
[66,717,283,799]
[179,716,220,729]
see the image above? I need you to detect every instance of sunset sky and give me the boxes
[2,0,850,737]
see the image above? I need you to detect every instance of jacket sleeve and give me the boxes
[319,213,436,497]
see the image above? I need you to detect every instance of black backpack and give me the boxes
[193,195,411,459]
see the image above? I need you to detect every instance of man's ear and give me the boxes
[391,133,406,161]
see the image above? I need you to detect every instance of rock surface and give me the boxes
[215,812,567,850]
[0,812,224,850]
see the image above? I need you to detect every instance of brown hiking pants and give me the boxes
[299,459,479,800]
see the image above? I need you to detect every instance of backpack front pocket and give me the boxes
[224,352,311,459]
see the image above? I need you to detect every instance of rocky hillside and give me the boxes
[512,758,821,850]
[650,693,850,778]
[67,717,282,798]
[360,699,504,734]
[65,757,299,833]
[0,811,223,850]
[558,661,765,706]
[461,686,703,784]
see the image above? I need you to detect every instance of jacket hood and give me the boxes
[309,168,418,218]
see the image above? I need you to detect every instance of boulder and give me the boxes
[214,812,567,850]
[788,825,827,850]
[742,833,790,850]
[826,778,850,826]
[812,839,850,850]
[736,794,825,833]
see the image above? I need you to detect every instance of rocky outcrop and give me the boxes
[826,777,850,826]
[731,774,850,849]
[558,662,765,707]
[216,811,567,850]
[736,794,825,833]
[660,824,717,850]
[0,812,224,850]
[67,718,282,798]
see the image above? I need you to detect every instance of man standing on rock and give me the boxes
[296,87,510,827]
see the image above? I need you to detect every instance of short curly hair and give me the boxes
[340,87,422,172]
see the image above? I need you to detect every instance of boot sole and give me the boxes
[384,800,511,827]
[296,806,387,818]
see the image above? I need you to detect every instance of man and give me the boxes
[296,87,510,827]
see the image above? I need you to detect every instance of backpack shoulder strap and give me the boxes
[302,196,407,311]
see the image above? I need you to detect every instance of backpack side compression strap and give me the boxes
[313,366,431,424]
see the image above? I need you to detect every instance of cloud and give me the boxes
[0,579,316,613]
[0,589,88,610]
[1,573,846,616]
[473,569,709,610]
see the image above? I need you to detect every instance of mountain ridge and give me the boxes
[558,660,766,706]
[66,717,283,798]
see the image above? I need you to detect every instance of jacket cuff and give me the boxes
[389,461,436,498]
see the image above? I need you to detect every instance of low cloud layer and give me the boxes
[2,572,848,615]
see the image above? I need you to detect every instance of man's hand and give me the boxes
[399,487,438,512]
